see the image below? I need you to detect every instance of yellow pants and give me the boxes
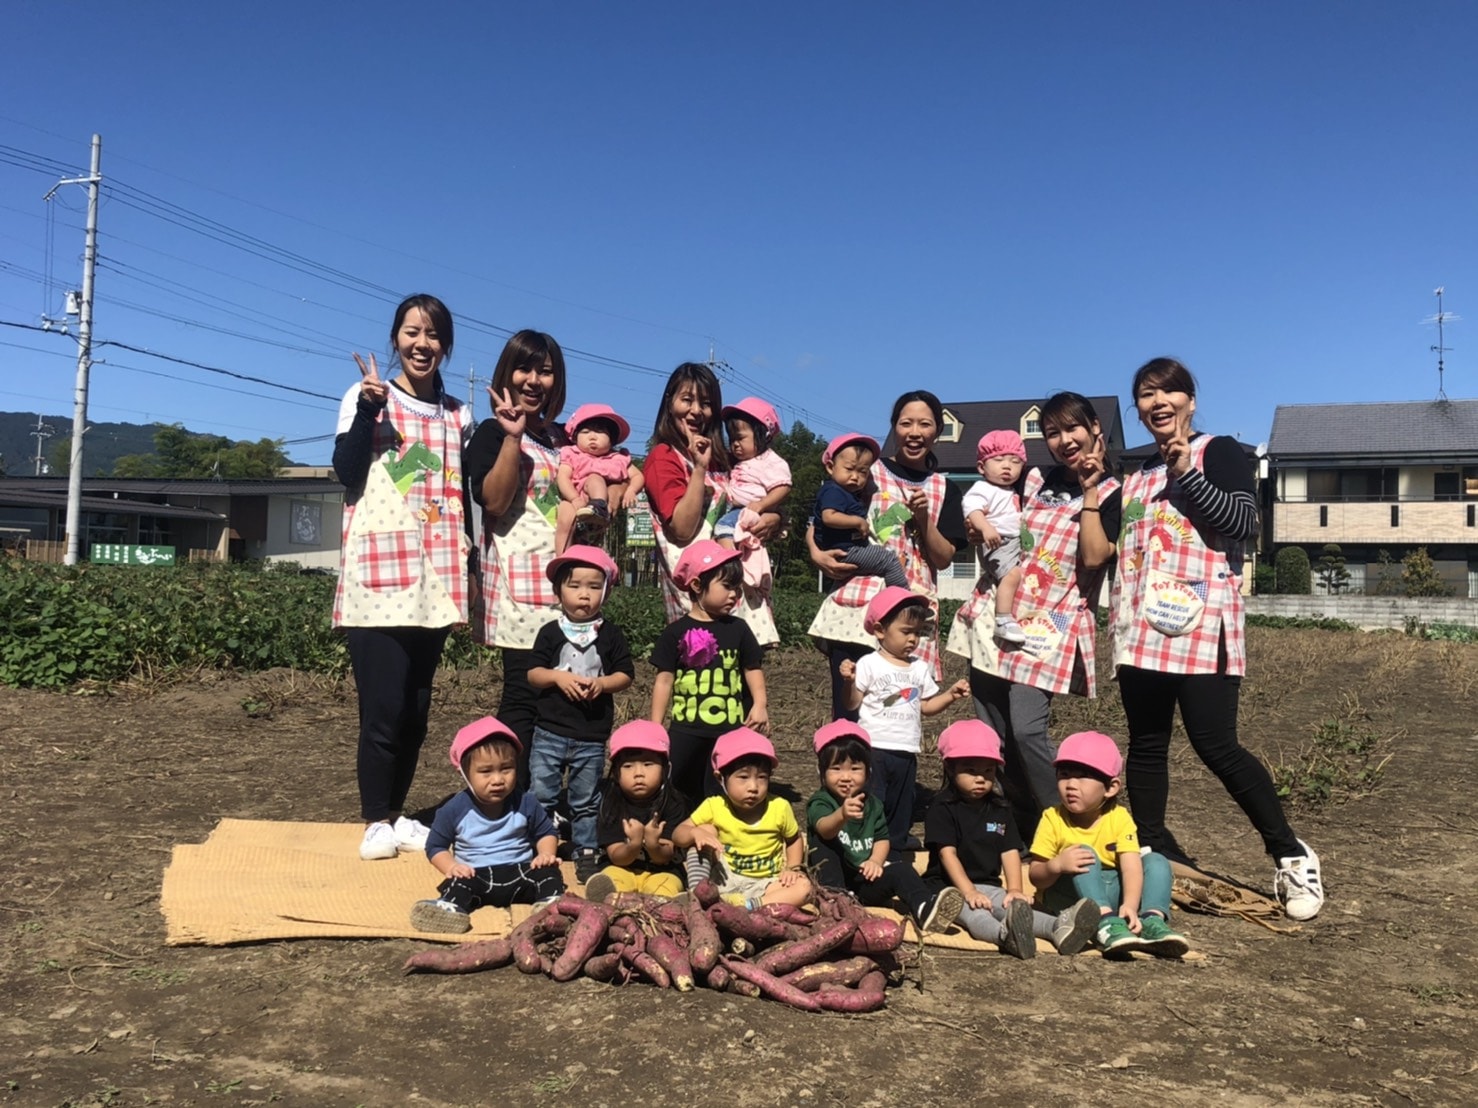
[602,865,684,898]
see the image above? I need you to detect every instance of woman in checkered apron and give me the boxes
[807,391,967,720]
[332,295,473,862]
[642,362,782,645]
[946,392,1120,845]
[1113,357,1323,921]
[463,331,571,787]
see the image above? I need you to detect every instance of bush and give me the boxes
[1246,614,1356,632]
[1274,546,1311,595]
[1253,563,1277,596]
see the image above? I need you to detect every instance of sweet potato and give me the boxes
[683,896,722,973]
[619,944,671,988]
[401,936,514,976]
[721,957,822,1011]
[692,877,721,908]
[816,970,887,1013]
[705,962,732,991]
[780,955,875,992]
[815,887,871,923]
[553,894,591,918]
[646,934,695,991]
[550,901,614,982]
[510,905,556,974]
[757,903,817,926]
[708,902,795,944]
[653,901,689,927]
[582,950,624,982]
[753,920,857,976]
[726,974,761,999]
[842,916,905,954]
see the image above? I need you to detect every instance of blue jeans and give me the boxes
[529,726,604,853]
[1039,852,1174,920]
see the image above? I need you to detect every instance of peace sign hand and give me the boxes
[1075,433,1108,490]
[353,353,388,406]
[488,386,527,437]
[1163,412,1194,478]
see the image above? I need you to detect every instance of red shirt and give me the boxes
[642,443,696,522]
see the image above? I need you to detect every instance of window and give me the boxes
[1020,406,1042,439]
[1434,472,1460,501]
[949,544,978,580]
[138,515,174,546]
[1307,470,1340,501]
[1319,505,1328,527]
[1465,467,1478,500]
[1468,504,1475,528]
[1390,505,1400,527]
[937,408,962,444]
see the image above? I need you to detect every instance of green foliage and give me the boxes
[769,420,829,587]
[1268,716,1392,808]
[1400,547,1451,597]
[1403,619,1478,643]
[1246,613,1356,632]
[1274,546,1311,595]
[1313,543,1351,594]
[1252,563,1277,596]
[111,424,290,478]
[1371,548,1401,596]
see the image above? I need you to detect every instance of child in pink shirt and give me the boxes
[714,397,791,590]
[556,403,643,554]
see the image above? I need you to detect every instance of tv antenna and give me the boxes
[30,414,55,475]
[1425,287,1457,401]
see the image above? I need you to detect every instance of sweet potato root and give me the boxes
[779,955,875,993]
[684,896,722,973]
[753,920,857,976]
[721,957,822,1011]
[708,902,795,944]
[401,937,514,976]
[646,934,695,991]
[816,970,887,1013]
[582,950,624,982]
[550,901,614,982]
[692,878,721,908]
[842,916,905,954]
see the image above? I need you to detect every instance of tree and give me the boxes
[1275,546,1311,595]
[1313,543,1351,595]
[1400,547,1451,597]
[769,419,828,589]
[1371,549,1401,596]
[110,425,288,479]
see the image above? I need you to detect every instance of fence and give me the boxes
[1245,595,1478,629]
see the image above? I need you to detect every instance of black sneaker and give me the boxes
[918,887,964,934]
[574,849,601,884]
[996,899,1037,960]
[583,873,616,904]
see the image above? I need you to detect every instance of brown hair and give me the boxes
[490,330,567,429]
[651,362,730,471]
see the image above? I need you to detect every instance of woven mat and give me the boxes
[160,819,566,946]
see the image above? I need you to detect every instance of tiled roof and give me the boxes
[880,396,1126,473]
[1268,399,1478,460]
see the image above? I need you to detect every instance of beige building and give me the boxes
[1267,399,1478,597]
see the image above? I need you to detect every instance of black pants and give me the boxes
[809,835,936,919]
[436,862,566,911]
[871,748,919,851]
[1118,664,1301,860]
[968,669,1058,846]
[496,647,536,790]
[348,626,451,822]
[826,641,872,722]
[669,726,723,802]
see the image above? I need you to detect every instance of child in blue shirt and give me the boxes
[411,716,566,934]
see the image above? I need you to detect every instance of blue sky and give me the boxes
[1,2,1474,466]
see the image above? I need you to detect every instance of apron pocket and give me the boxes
[356,531,423,593]
[506,551,557,606]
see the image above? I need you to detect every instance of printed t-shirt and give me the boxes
[424,789,554,867]
[528,618,634,741]
[805,789,889,870]
[650,615,763,737]
[688,795,797,879]
[1028,804,1141,869]
[596,785,691,876]
[853,651,939,754]
[923,791,1023,886]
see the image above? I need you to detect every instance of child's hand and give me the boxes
[947,679,970,701]
[446,861,475,880]
[352,352,388,405]
[622,485,641,509]
[858,859,883,882]
[838,659,857,682]
[551,671,588,702]
[777,868,803,888]
[977,520,1003,550]
[1002,889,1031,909]
[691,825,723,854]
[743,705,769,733]
[855,517,872,540]
[1120,905,1142,933]
[531,849,560,869]
[964,888,994,911]
[489,386,527,437]
[643,815,667,845]
[622,817,645,846]
[841,792,866,821]
[1053,845,1096,876]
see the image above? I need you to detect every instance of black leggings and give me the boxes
[348,626,451,822]
[496,647,537,790]
[808,836,935,918]
[669,727,723,802]
[1118,664,1301,860]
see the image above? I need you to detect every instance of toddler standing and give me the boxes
[526,544,635,883]
[411,717,565,934]
[555,403,643,554]
[1028,731,1190,958]
[582,720,690,904]
[962,429,1028,645]
[839,587,970,850]
[674,728,812,909]
[923,720,1100,958]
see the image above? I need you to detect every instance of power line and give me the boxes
[92,339,341,401]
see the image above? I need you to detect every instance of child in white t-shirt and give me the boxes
[839,587,969,850]
[962,429,1027,646]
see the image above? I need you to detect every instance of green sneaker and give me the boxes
[1095,915,1141,958]
[1136,914,1189,959]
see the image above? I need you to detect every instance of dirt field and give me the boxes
[3,627,1476,1107]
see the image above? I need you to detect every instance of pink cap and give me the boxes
[937,719,1003,763]
[822,432,882,467]
[565,402,631,445]
[711,727,777,773]
[863,586,926,633]
[450,716,521,769]
[671,539,742,589]
[544,543,619,585]
[1055,731,1123,778]
[813,720,872,754]
[721,396,781,438]
[608,720,670,760]
[977,429,1027,463]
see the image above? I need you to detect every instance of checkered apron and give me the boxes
[476,435,564,649]
[807,460,947,679]
[1111,436,1245,677]
[333,387,470,629]
[651,460,780,647]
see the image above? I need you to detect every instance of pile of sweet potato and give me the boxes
[402,879,906,1012]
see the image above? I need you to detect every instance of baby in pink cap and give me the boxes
[713,397,792,589]
[963,429,1028,645]
[555,402,644,554]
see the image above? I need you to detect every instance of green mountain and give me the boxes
[1,412,184,477]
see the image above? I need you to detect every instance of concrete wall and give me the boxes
[1246,595,1478,629]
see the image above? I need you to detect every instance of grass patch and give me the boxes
[1267,714,1394,808]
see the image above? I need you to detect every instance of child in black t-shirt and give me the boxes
[806,721,963,934]
[924,720,1099,959]
[582,720,690,904]
[527,545,635,883]
[649,541,767,801]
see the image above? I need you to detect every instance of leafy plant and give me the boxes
[1268,715,1393,808]
[1400,547,1451,597]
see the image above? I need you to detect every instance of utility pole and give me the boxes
[47,135,101,565]
[467,363,475,421]
[30,414,54,475]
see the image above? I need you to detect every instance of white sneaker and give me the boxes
[359,821,399,861]
[993,616,1027,645]
[393,816,430,853]
[1274,840,1325,921]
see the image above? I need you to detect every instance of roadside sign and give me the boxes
[90,544,177,566]
[625,495,655,548]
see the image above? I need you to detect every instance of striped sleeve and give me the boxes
[1174,453,1258,540]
